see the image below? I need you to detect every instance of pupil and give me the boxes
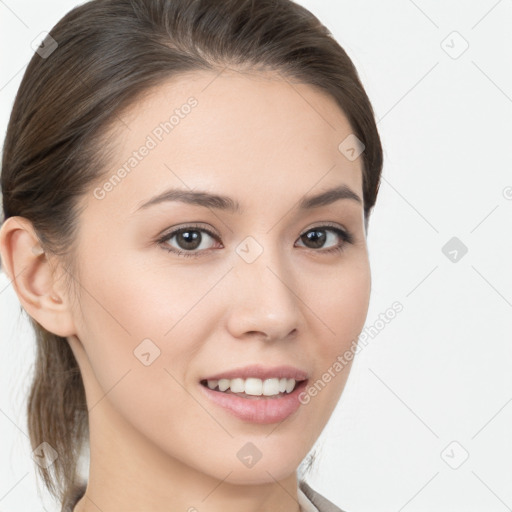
[304,230,325,248]
[179,230,201,249]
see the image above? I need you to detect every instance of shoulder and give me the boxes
[299,480,349,512]
[61,480,345,512]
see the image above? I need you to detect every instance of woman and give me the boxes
[0,0,383,511]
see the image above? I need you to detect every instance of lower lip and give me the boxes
[199,380,308,424]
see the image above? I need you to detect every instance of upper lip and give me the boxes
[201,364,309,382]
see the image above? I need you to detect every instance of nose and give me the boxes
[225,244,302,342]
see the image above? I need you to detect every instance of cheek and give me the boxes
[334,266,371,346]
[72,254,223,405]
[72,261,209,454]
[75,249,216,341]
[310,255,371,351]
[301,258,370,409]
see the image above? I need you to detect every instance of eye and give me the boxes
[296,224,354,255]
[157,223,221,258]
[156,223,354,258]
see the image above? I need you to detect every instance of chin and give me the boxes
[221,464,299,486]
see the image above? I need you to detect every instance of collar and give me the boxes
[298,483,320,512]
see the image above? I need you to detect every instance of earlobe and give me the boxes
[0,216,76,337]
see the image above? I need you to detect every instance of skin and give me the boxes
[0,68,371,512]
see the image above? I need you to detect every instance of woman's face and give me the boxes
[67,68,371,484]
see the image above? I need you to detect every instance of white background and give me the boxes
[1,1,512,511]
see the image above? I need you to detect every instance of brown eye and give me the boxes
[158,225,220,258]
[296,225,353,254]
[157,223,354,258]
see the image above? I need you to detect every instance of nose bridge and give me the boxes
[226,233,301,339]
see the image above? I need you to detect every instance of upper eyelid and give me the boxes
[158,223,220,241]
[158,222,346,239]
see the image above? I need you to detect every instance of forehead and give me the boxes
[88,68,364,217]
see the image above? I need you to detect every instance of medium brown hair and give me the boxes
[0,0,383,508]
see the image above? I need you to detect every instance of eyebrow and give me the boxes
[134,184,362,214]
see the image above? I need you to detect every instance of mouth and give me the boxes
[199,377,308,400]
[198,376,309,424]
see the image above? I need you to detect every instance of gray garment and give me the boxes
[63,480,347,512]
[299,480,346,512]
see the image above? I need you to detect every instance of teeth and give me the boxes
[205,377,298,396]
[230,378,244,393]
[245,377,262,395]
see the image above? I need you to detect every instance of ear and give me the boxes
[0,216,76,337]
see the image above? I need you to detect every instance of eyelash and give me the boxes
[156,223,354,259]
